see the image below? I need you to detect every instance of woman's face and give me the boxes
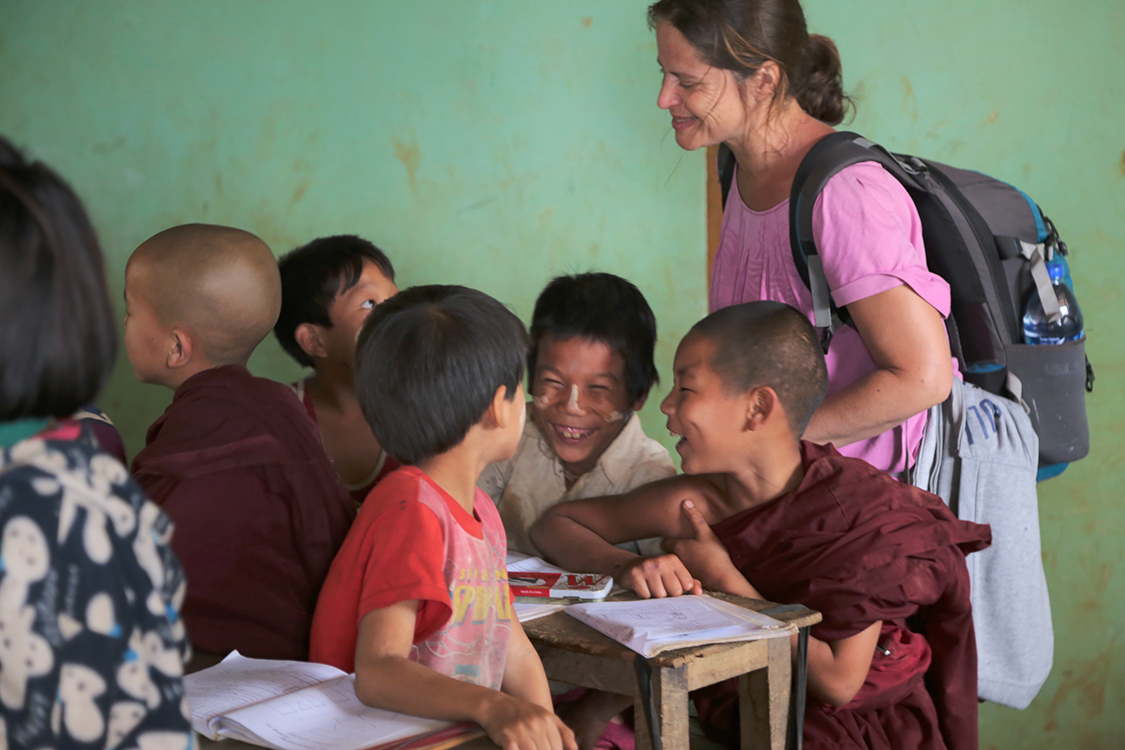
[655,21,750,151]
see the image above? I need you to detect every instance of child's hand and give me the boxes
[479,694,577,750]
[614,553,702,599]
[662,500,761,598]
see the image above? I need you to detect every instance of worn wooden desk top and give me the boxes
[522,590,821,667]
[196,593,818,750]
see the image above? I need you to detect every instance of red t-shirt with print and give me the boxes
[309,466,512,688]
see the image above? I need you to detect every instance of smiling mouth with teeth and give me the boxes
[553,424,597,444]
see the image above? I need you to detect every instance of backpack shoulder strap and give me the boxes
[718,144,737,209]
[789,132,923,338]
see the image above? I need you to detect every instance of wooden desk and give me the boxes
[522,592,820,750]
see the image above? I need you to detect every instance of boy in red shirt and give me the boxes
[310,285,576,750]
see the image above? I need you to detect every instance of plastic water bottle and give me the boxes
[1048,246,1074,293]
[1022,261,1084,345]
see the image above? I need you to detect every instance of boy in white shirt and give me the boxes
[479,273,675,557]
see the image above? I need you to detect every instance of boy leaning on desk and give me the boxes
[530,301,992,750]
[308,285,577,750]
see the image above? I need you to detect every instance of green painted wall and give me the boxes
[1,1,1121,746]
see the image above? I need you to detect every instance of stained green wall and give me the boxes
[1,1,1121,746]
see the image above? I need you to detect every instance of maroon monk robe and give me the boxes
[693,442,991,750]
[132,365,356,661]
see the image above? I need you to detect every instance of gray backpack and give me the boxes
[719,132,1093,473]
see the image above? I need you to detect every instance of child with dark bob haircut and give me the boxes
[310,285,576,750]
[0,135,191,747]
[479,272,675,557]
[275,235,400,501]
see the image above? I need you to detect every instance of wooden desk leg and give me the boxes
[739,637,792,750]
[633,664,690,750]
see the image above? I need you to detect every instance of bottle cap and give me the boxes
[1047,261,1066,282]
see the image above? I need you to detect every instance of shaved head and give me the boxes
[688,301,828,436]
[127,224,281,365]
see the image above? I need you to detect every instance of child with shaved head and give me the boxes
[531,301,991,750]
[127,224,354,665]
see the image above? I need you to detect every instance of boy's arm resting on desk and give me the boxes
[354,600,576,750]
[530,475,728,598]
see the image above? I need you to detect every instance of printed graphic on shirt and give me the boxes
[407,482,512,691]
[451,567,512,625]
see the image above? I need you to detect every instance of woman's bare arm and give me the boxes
[802,284,952,448]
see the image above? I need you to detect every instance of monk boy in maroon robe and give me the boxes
[126,224,355,665]
[532,301,991,750]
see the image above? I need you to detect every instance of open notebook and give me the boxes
[184,652,480,750]
[566,594,796,657]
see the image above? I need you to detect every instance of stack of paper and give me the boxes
[565,594,795,657]
[513,601,567,622]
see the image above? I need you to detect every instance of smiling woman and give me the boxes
[649,0,954,476]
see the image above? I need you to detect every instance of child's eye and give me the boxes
[361,299,376,310]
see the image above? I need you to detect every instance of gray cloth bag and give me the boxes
[911,378,1053,709]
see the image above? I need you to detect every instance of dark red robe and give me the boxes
[693,442,991,750]
[132,365,355,661]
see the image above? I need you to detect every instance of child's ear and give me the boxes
[166,328,194,370]
[743,386,777,431]
[295,323,328,361]
[488,384,517,430]
[629,391,649,413]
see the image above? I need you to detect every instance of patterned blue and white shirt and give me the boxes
[0,420,193,750]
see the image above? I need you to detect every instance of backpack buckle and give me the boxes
[905,156,928,174]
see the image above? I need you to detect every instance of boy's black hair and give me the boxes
[689,301,828,436]
[275,235,395,368]
[0,136,117,421]
[355,285,527,465]
[528,272,659,406]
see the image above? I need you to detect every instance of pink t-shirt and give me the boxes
[710,162,953,474]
